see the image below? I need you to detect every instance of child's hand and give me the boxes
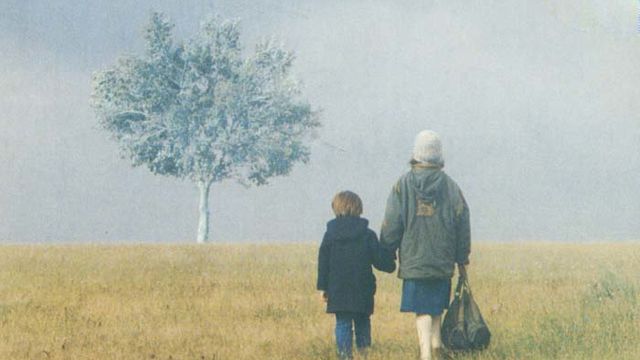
[321,292,328,303]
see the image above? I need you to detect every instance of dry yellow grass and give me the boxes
[0,243,639,359]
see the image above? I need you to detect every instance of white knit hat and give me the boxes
[412,130,444,166]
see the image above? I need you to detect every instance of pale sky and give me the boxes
[1,0,639,242]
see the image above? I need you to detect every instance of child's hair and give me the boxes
[331,191,363,217]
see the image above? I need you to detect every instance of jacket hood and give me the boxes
[326,216,369,242]
[409,166,446,203]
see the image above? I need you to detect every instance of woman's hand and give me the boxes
[321,292,328,303]
[458,263,468,277]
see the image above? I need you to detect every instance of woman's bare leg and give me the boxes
[431,314,443,358]
[416,314,432,360]
[431,314,442,348]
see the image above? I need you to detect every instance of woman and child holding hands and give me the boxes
[317,130,471,360]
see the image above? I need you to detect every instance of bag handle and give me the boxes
[457,264,474,297]
[453,273,465,298]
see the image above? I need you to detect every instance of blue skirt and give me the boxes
[400,279,451,315]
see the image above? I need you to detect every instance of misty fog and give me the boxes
[1,0,638,243]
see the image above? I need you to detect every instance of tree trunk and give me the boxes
[196,180,212,243]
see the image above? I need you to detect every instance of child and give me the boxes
[317,191,396,359]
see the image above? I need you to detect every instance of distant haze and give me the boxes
[1,0,638,243]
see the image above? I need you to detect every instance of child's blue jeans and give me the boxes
[335,312,371,359]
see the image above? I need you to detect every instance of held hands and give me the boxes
[320,291,328,303]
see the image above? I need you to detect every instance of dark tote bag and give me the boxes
[441,266,491,351]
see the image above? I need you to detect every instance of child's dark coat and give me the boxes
[317,216,396,315]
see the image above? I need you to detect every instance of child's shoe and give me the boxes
[356,347,369,359]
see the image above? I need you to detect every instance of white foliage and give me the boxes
[91,12,319,187]
[90,12,319,241]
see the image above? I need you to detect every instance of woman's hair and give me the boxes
[331,191,363,217]
[409,158,444,167]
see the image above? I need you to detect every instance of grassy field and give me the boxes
[0,243,639,359]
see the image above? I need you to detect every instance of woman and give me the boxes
[380,130,470,360]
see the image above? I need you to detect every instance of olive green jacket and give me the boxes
[380,164,470,280]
